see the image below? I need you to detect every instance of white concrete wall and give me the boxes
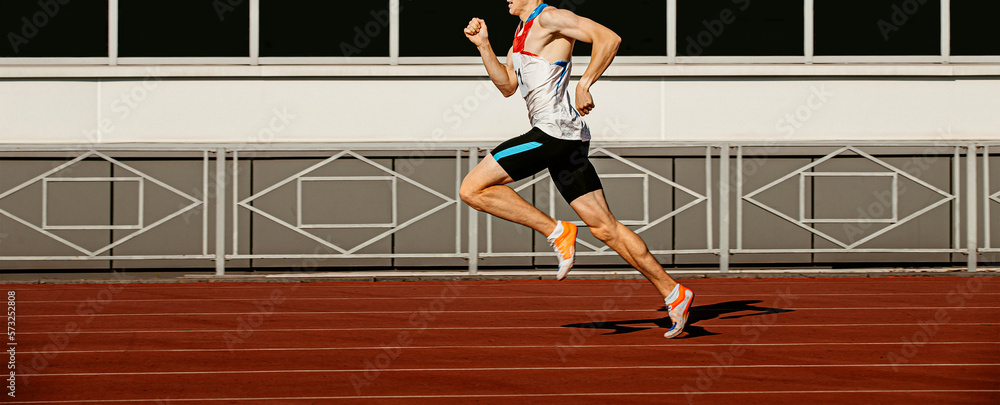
[1,67,998,144]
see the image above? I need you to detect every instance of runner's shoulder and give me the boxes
[534,6,580,30]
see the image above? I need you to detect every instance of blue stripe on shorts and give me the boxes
[493,141,542,161]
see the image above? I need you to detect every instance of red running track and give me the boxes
[4,276,999,404]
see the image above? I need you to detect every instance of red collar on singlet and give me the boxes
[513,3,548,58]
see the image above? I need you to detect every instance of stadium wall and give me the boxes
[1,65,999,144]
[0,66,997,272]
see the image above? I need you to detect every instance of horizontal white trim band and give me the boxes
[1,63,998,79]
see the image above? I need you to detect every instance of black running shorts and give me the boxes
[491,127,603,203]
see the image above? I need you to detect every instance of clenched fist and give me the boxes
[575,86,595,116]
[464,18,489,48]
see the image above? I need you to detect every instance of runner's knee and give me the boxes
[459,181,483,210]
[589,222,618,243]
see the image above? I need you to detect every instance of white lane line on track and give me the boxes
[21,363,1000,377]
[15,323,999,335]
[6,390,1000,404]
[18,341,1000,355]
[17,306,1000,317]
[16,292,1000,303]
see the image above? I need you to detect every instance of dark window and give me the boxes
[0,0,108,57]
[261,0,389,57]
[118,0,249,57]
[951,0,1000,56]
[569,0,666,57]
[400,1,665,58]
[400,0,510,57]
[815,0,941,56]
[677,0,803,57]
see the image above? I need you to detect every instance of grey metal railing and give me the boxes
[0,148,213,262]
[982,144,999,257]
[0,141,992,274]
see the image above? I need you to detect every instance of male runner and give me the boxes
[461,0,694,338]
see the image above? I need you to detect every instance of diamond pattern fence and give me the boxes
[0,142,990,273]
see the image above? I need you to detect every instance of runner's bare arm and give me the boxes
[536,9,621,115]
[465,18,519,97]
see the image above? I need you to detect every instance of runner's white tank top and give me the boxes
[511,3,591,142]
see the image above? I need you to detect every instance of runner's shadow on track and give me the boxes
[561,300,794,339]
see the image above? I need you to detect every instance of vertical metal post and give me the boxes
[804,0,814,64]
[941,0,950,63]
[666,0,676,64]
[455,149,463,255]
[985,145,991,250]
[467,148,479,275]
[486,213,493,254]
[202,150,209,257]
[705,146,713,250]
[967,144,978,272]
[736,146,743,250]
[215,148,227,276]
[389,0,400,65]
[719,145,730,273]
[232,151,239,256]
[41,179,48,228]
[108,0,118,66]
[250,0,260,65]
[953,147,961,250]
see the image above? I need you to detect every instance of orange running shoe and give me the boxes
[664,284,694,339]
[547,221,577,280]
